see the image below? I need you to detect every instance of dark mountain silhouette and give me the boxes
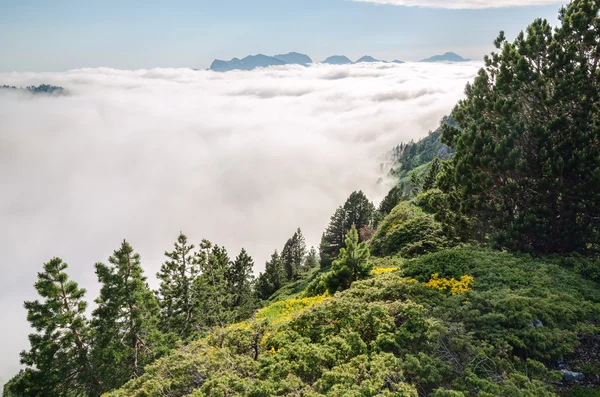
[210,54,286,72]
[274,52,313,65]
[322,55,353,65]
[356,55,382,63]
[420,52,470,62]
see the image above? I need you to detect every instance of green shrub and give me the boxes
[107,246,599,397]
[370,201,450,258]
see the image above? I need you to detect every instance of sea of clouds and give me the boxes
[0,61,481,384]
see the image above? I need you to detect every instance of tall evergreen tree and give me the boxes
[320,207,346,268]
[15,258,100,396]
[195,241,234,328]
[256,250,285,300]
[281,228,307,280]
[443,0,600,253]
[156,233,201,340]
[226,248,256,321]
[91,241,161,391]
[320,191,377,268]
[325,227,372,293]
[304,246,319,270]
[343,191,376,231]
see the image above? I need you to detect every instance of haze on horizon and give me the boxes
[0,0,567,72]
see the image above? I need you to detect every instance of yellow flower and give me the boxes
[425,274,473,295]
[372,267,400,275]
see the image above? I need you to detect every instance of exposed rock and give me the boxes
[561,370,585,382]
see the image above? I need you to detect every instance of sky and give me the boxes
[0,0,567,72]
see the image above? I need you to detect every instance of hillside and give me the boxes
[106,245,600,396]
[382,116,456,196]
[0,84,66,95]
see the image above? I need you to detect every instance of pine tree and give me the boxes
[304,246,319,269]
[379,185,407,215]
[195,241,234,328]
[91,241,161,391]
[320,191,377,268]
[226,248,256,321]
[256,250,285,300]
[325,227,372,293]
[292,228,307,272]
[281,228,307,280]
[320,207,346,268]
[343,191,376,231]
[156,233,201,340]
[16,258,100,397]
[442,0,600,253]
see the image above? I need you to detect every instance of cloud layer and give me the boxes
[0,61,480,384]
[353,0,565,9]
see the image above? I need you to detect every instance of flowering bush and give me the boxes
[425,273,473,295]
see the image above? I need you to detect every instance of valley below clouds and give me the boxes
[0,61,480,383]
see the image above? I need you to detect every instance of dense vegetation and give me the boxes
[1,84,66,95]
[4,1,600,396]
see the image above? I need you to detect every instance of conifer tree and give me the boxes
[226,248,256,321]
[91,241,161,391]
[256,250,285,300]
[281,228,307,280]
[195,241,234,328]
[304,246,319,270]
[16,258,100,396]
[325,227,372,293]
[319,207,346,268]
[320,191,377,268]
[156,233,202,340]
[343,191,376,231]
[292,228,307,272]
[443,0,600,253]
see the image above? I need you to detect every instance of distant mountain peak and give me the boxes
[323,55,353,65]
[420,52,470,63]
[210,54,286,72]
[273,52,313,66]
[356,55,382,63]
[210,52,312,72]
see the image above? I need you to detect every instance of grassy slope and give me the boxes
[107,246,600,397]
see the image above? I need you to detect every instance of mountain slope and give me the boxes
[106,245,600,396]
[274,52,313,65]
[356,55,382,63]
[210,54,286,72]
[322,55,353,65]
[420,52,470,62]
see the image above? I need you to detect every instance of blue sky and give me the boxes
[1,0,567,71]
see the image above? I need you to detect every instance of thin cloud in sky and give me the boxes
[353,0,566,9]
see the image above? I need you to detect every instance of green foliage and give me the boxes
[195,242,236,328]
[227,248,258,321]
[156,233,202,340]
[106,246,599,397]
[320,191,377,268]
[91,241,164,391]
[563,387,600,397]
[387,117,456,196]
[10,258,100,396]
[256,250,286,300]
[379,184,408,215]
[370,201,450,258]
[281,228,307,280]
[325,227,372,293]
[304,246,319,270]
[442,1,600,254]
